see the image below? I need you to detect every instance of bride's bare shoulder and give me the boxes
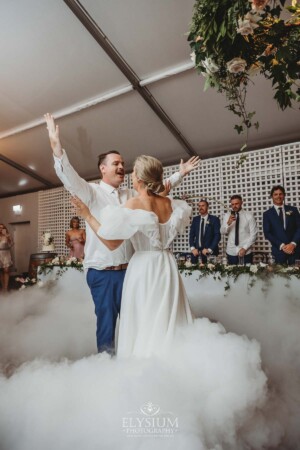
[124,197,142,210]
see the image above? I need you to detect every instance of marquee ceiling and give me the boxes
[0,0,299,198]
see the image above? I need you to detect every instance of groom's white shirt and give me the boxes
[54,150,182,270]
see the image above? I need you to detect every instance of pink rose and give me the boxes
[249,0,269,11]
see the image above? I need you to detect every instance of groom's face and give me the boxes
[100,154,125,188]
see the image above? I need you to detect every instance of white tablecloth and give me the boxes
[39,267,300,342]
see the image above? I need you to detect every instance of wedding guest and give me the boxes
[45,113,200,353]
[263,185,300,264]
[221,195,257,265]
[189,200,221,263]
[0,223,13,292]
[66,216,86,259]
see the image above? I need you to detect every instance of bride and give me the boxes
[73,154,194,357]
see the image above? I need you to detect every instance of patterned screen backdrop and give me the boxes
[38,142,300,258]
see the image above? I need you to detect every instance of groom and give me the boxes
[45,114,199,353]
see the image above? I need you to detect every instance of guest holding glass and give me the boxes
[65,216,86,260]
[221,195,257,265]
[0,224,13,292]
[189,200,221,263]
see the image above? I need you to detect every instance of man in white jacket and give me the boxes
[45,113,199,353]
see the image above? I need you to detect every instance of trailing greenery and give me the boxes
[188,0,300,161]
[38,256,84,279]
[178,261,300,290]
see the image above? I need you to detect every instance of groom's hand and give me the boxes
[44,113,63,158]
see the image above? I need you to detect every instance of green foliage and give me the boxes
[38,256,84,278]
[179,261,300,291]
[188,0,300,163]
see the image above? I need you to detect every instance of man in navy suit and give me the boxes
[263,185,300,264]
[189,200,221,263]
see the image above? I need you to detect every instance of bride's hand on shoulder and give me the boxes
[71,196,91,220]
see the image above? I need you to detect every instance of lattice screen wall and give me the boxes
[38,142,300,257]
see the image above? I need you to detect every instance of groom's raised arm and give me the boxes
[44,113,95,205]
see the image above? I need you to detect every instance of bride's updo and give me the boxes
[134,155,164,194]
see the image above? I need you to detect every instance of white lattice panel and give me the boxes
[220,146,283,256]
[282,142,300,210]
[38,142,300,259]
[38,187,66,255]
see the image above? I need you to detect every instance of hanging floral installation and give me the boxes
[188,0,300,161]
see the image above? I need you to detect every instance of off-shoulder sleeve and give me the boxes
[164,199,192,248]
[97,205,157,240]
[170,200,192,231]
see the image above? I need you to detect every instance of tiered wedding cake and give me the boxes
[42,231,55,252]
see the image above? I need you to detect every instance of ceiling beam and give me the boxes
[0,63,193,141]
[63,0,197,157]
[0,154,55,188]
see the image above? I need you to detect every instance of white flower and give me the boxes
[259,262,267,268]
[237,19,256,35]
[202,57,219,75]
[237,10,262,35]
[52,257,60,264]
[286,211,293,216]
[207,263,215,270]
[70,257,77,263]
[31,278,36,283]
[19,285,26,290]
[227,57,247,73]
[250,264,258,273]
[66,260,72,266]
[190,51,196,64]
[37,281,44,288]
[245,11,263,23]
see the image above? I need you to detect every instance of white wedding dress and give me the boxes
[98,199,193,357]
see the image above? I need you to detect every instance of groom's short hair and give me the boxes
[97,150,121,178]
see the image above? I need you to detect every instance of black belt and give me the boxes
[103,263,128,271]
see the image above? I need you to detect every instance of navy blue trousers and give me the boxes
[87,268,126,353]
[272,251,299,265]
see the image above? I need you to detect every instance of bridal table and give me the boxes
[38,266,300,346]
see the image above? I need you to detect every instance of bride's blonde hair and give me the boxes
[134,155,164,194]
